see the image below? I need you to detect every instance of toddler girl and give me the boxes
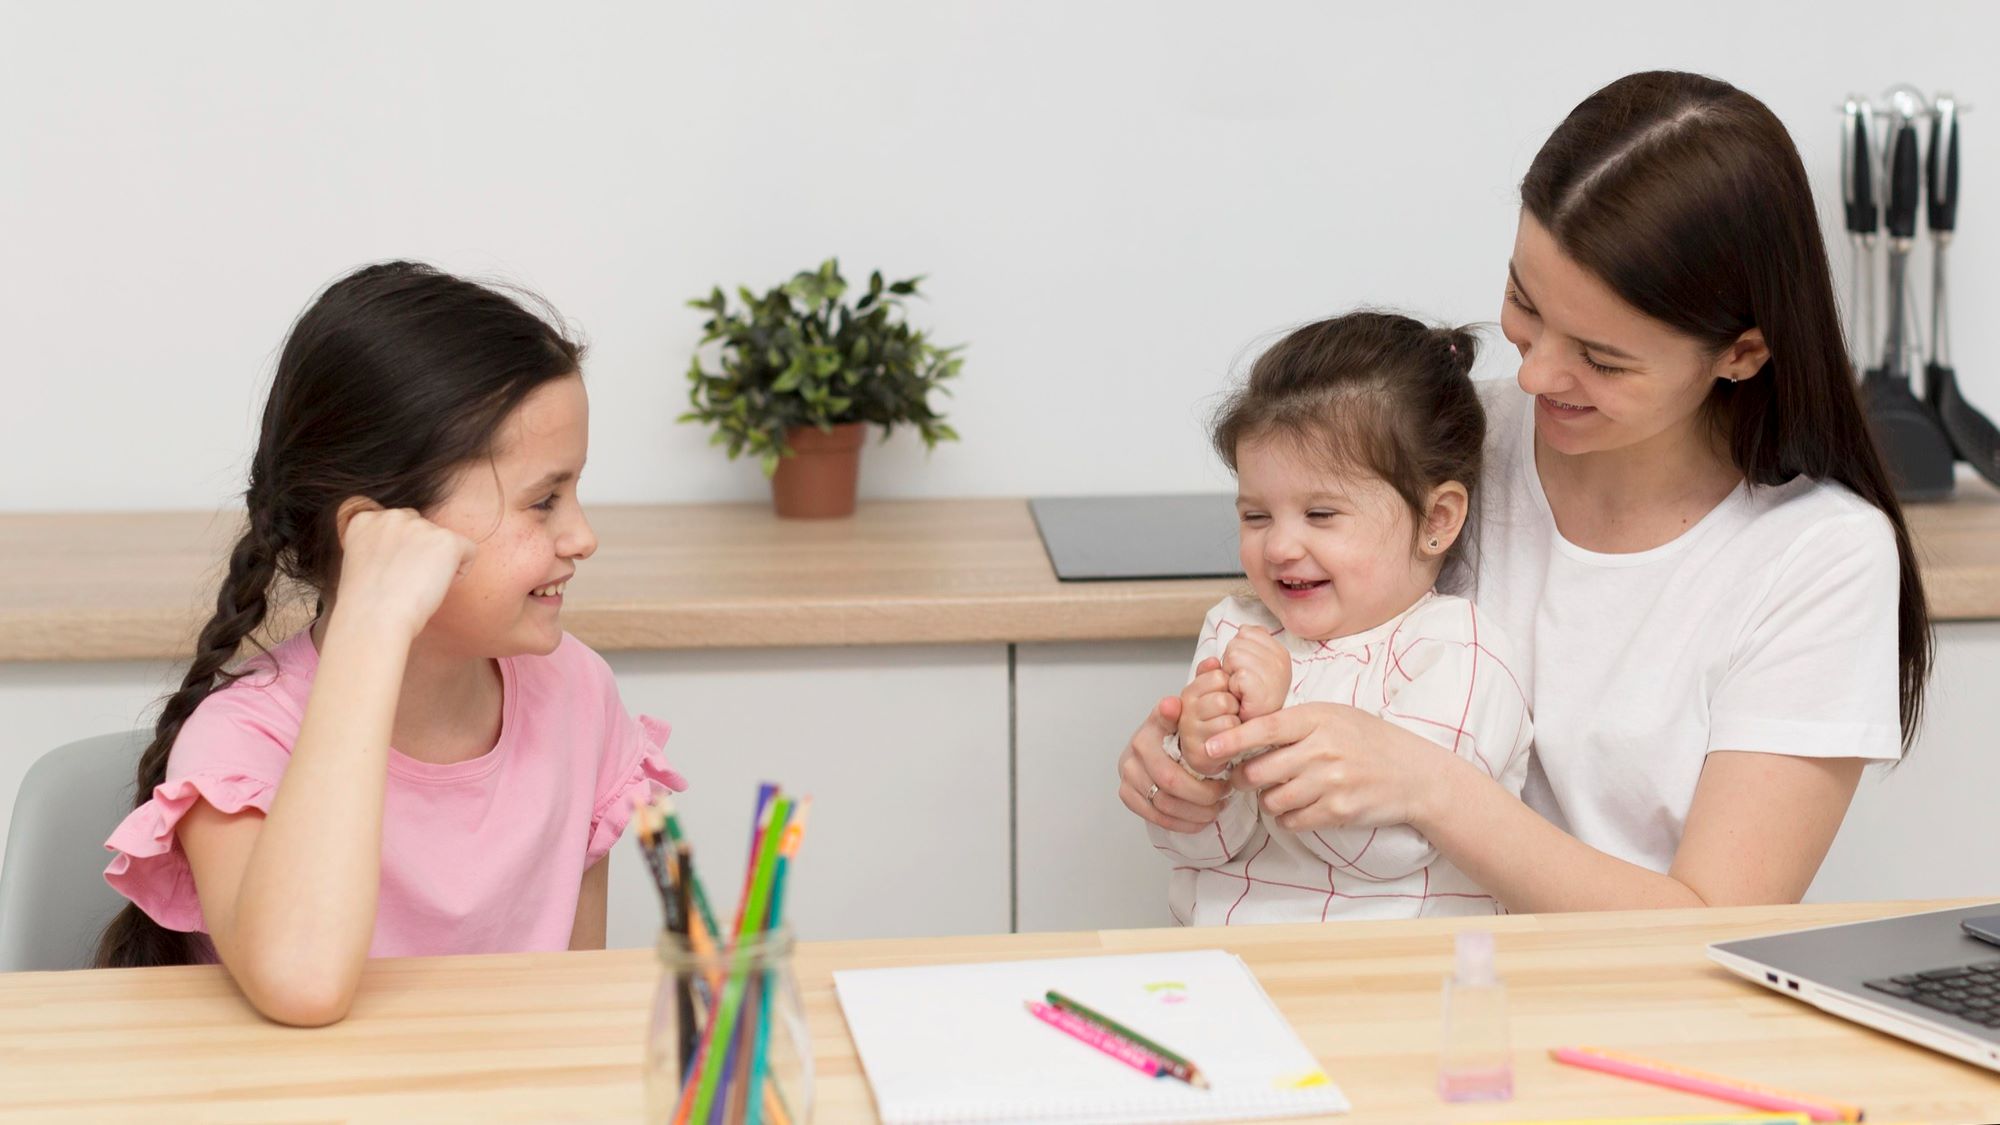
[1144,311,1532,924]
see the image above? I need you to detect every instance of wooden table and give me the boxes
[4,901,1997,1122]
[5,478,1999,662]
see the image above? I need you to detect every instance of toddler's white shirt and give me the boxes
[1149,591,1533,925]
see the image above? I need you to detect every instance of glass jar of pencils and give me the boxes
[646,926,813,1124]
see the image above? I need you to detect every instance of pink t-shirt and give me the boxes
[102,631,687,958]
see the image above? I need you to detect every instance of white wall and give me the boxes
[6,1,1997,512]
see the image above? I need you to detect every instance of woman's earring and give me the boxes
[1427,537,1441,551]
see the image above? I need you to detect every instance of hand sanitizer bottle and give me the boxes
[1438,929,1513,1102]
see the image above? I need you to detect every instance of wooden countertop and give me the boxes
[4,480,1998,663]
[3,901,1997,1121]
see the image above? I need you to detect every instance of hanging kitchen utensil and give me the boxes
[1844,95,1880,374]
[1861,89,1956,500]
[1923,94,2000,487]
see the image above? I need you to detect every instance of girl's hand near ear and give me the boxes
[1221,626,1291,720]
[332,502,477,641]
[187,501,475,1027]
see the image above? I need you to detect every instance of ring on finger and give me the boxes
[1163,733,1231,782]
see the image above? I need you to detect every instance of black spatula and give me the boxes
[1861,96,1955,500]
[1924,94,2000,487]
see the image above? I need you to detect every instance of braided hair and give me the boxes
[96,262,584,967]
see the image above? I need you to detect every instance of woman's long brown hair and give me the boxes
[1522,70,1930,748]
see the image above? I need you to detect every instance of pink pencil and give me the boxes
[1549,1046,1862,1122]
[1026,1001,1177,1082]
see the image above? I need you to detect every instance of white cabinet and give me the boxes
[0,645,1012,954]
[1012,640,1186,934]
[604,645,1010,947]
[1809,621,2000,903]
[1,622,1993,961]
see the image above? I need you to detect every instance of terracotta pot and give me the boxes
[770,422,866,518]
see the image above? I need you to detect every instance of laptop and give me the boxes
[1027,494,1243,582]
[1707,902,2000,1071]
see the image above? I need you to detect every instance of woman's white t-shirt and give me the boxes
[1462,382,1904,873]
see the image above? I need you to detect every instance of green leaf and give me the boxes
[680,260,965,461]
[782,275,820,306]
[773,356,805,392]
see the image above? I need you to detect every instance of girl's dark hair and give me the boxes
[96,261,585,969]
[1522,70,1931,748]
[1212,311,1485,562]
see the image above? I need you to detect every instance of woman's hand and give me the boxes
[1207,703,1452,832]
[331,501,477,640]
[1118,693,1234,834]
[1221,626,1290,720]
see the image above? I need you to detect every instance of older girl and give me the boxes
[98,263,686,1025]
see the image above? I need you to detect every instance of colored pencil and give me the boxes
[669,847,698,1077]
[1027,1001,1179,1081]
[1046,989,1209,1088]
[746,797,810,1125]
[1488,1104,1816,1112]
[634,794,675,917]
[684,795,794,1124]
[1550,1047,1862,1123]
[644,786,805,1125]
[655,793,723,938]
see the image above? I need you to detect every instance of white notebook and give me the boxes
[832,949,1349,1124]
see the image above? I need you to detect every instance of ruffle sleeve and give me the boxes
[586,714,688,865]
[102,772,278,932]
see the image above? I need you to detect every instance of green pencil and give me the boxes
[687,796,794,1123]
[1046,990,1209,1089]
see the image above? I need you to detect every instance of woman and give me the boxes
[1117,70,1929,912]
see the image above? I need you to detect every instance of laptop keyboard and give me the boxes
[1865,960,2000,1025]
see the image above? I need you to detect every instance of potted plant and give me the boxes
[680,258,964,518]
